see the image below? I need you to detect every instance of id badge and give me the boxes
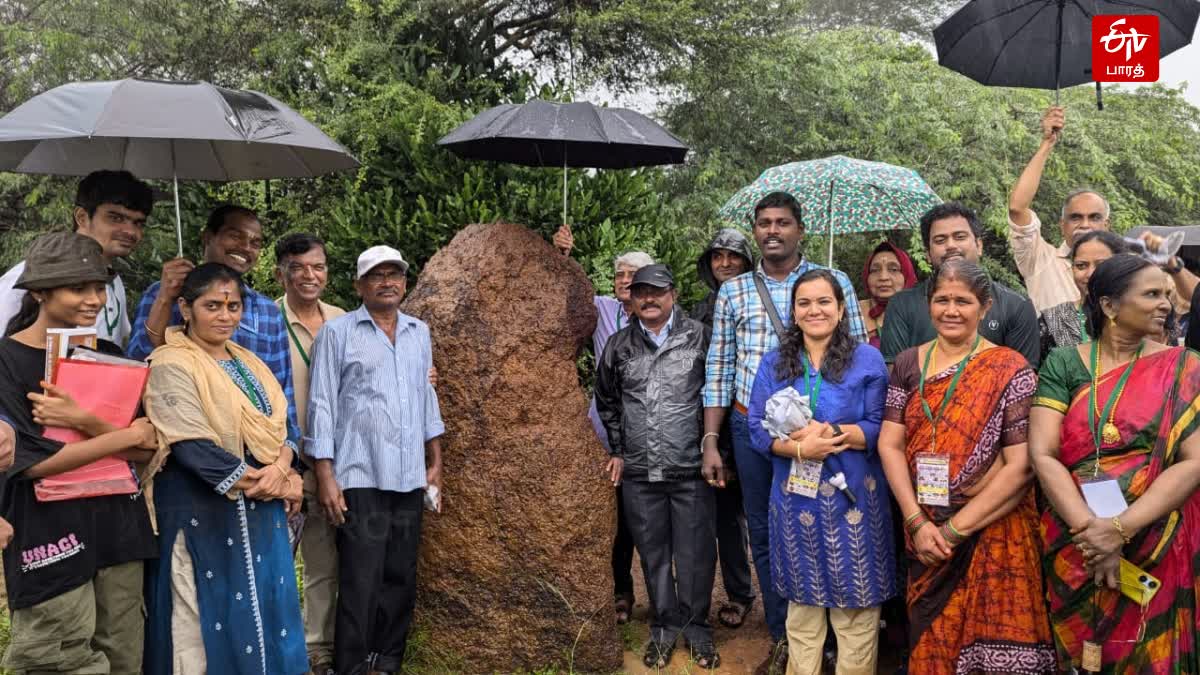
[1080,479,1129,518]
[1081,640,1102,672]
[915,453,950,507]
[785,459,823,498]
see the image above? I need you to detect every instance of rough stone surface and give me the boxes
[402,222,620,674]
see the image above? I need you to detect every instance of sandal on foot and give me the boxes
[717,600,751,628]
[691,642,722,670]
[643,641,675,668]
[614,592,634,625]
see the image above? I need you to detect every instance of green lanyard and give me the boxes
[280,303,311,368]
[1076,307,1088,340]
[1086,340,1142,462]
[227,355,267,412]
[802,352,822,417]
[918,334,981,453]
[101,290,121,337]
[616,309,625,332]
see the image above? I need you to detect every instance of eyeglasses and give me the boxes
[364,270,405,284]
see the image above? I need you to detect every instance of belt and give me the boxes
[733,400,748,416]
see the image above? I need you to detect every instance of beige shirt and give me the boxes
[277,296,345,437]
[1007,210,1078,314]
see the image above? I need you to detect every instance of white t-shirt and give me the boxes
[0,260,131,346]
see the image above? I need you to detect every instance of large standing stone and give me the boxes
[402,222,621,673]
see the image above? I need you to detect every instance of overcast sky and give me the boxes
[1157,41,1198,107]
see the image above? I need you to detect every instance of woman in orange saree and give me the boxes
[1031,254,1200,673]
[879,259,1056,674]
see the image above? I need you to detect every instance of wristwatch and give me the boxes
[1164,256,1183,275]
[829,423,844,437]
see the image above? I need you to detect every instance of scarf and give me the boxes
[862,241,918,320]
[140,327,287,499]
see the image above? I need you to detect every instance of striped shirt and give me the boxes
[306,306,444,493]
[703,260,866,408]
[128,281,300,447]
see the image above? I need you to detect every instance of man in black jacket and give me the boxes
[690,229,756,630]
[596,264,720,670]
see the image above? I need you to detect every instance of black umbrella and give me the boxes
[437,100,688,223]
[935,0,1200,105]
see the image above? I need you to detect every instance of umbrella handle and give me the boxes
[173,173,183,258]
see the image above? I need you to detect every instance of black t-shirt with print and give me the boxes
[0,337,156,610]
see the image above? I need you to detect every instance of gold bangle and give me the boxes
[143,321,163,339]
[794,440,803,460]
[1112,516,1131,544]
[273,463,290,481]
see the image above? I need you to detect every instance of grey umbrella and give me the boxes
[0,78,359,254]
[437,100,688,224]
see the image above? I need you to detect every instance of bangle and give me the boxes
[905,513,929,538]
[793,440,803,460]
[702,432,720,444]
[143,322,163,339]
[1112,516,1131,544]
[273,463,290,481]
[941,519,966,546]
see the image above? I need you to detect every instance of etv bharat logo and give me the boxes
[1093,15,1159,83]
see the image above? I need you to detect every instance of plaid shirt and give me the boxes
[128,281,300,447]
[703,260,867,408]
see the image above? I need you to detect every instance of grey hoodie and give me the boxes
[690,228,755,330]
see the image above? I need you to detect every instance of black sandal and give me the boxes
[614,592,633,625]
[717,600,751,628]
[691,642,722,669]
[643,640,675,668]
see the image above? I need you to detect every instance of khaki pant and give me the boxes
[786,603,880,675]
[301,471,339,667]
[2,560,144,675]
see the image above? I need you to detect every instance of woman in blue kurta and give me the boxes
[141,263,308,675]
[748,269,896,674]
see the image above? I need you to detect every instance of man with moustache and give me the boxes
[691,229,756,631]
[595,264,719,670]
[702,191,866,675]
[127,204,300,443]
[273,232,345,675]
[881,201,1040,366]
[0,170,153,344]
[307,246,444,675]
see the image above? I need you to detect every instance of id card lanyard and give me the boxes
[228,353,267,412]
[802,352,822,418]
[280,303,311,368]
[918,334,980,454]
[1085,339,1142,477]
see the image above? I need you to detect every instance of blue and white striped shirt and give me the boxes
[306,306,444,493]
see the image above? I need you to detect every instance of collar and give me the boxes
[641,311,675,339]
[754,258,806,281]
[352,304,417,332]
[278,295,334,327]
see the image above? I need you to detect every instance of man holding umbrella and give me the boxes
[702,191,866,674]
[0,170,152,343]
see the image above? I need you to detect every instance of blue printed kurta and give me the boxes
[748,343,897,608]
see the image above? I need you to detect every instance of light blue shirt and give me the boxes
[306,305,444,493]
[641,312,674,348]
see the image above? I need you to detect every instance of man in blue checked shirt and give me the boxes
[306,245,444,675]
[700,191,866,675]
[127,205,300,444]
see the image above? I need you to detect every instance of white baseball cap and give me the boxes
[356,245,409,279]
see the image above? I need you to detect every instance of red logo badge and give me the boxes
[1093,15,1159,83]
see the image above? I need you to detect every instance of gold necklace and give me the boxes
[1090,342,1140,446]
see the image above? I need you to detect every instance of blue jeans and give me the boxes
[731,409,787,642]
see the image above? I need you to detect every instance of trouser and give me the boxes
[732,408,788,642]
[714,468,755,606]
[2,560,144,675]
[785,604,881,675]
[334,488,424,675]
[301,471,339,666]
[613,486,637,596]
[622,477,717,647]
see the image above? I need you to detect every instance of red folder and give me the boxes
[36,359,150,502]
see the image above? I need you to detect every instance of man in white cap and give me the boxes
[306,245,444,675]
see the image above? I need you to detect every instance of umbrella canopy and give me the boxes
[719,156,942,266]
[437,100,687,169]
[0,79,358,180]
[934,0,1200,92]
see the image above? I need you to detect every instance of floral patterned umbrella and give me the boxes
[718,155,942,265]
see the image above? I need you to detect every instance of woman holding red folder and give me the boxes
[0,232,158,673]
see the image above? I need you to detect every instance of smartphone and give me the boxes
[1118,558,1161,607]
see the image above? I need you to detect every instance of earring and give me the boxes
[1109,316,1117,328]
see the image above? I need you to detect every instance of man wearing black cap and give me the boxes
[595,264,720,670]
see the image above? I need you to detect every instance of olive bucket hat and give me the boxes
[15,232,110,290]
